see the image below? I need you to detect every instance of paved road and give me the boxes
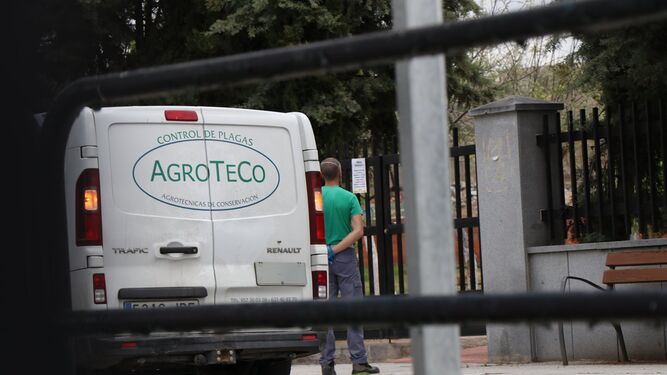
[292,362,667,375]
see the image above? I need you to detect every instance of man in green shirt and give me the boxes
[319,157,380,375]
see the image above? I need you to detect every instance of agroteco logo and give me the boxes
[132,130,280,211]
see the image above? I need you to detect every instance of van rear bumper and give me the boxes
[76,330,324,370]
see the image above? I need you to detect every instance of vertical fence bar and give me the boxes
[364,142,375,295]
[631,102,645,235]
[453,128,466,291]
[660,99,667,229]
[382,139,395,295]
[393,139,405,294]
[373,137,388,295]
[464,154,476,290]
[580,109,592,235]
[542,115,555,242]
[474,155,483,291]
[369,139,384,294]
[346,143,353,189]
[352,141,366,294]
[380,138,393,339]
[645,101,657,233]
[606,107,618,240]
[336,141,343,174]
[555,113,567,242]
[618,104,631,238]
[592,108,604,235]
[568,111,580,239]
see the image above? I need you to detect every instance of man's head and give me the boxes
[320,157,341,183]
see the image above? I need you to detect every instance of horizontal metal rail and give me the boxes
[65,292,667,335]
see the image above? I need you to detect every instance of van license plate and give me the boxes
[123,300,199,310]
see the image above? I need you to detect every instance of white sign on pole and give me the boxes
[351,158,367,194]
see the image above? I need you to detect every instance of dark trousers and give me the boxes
[319,247,368,365]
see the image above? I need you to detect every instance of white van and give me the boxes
[64,106,328,373]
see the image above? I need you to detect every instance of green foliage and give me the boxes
[576,22,667,104]
[33,0,494,149]
[581,231,608,244]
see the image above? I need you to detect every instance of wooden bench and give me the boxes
[557,249,667,365]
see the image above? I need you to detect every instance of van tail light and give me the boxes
[306,171,325,244]
[121,342,138,349]
[312,271,328,300]
[165,110,198,121]
[76,169,102,246]
[93,273,107,304]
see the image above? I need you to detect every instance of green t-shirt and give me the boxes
[322,185,363,246]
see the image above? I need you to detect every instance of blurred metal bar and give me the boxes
[64,292,667,335]
[393,0,459,373]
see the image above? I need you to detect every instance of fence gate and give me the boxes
[333,140,404,297]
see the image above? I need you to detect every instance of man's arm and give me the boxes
[332,214,364,253]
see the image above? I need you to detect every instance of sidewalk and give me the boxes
[293,336,488,365]
[294,336,667,374]
[292,362,667,375]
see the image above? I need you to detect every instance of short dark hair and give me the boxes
[320,157,341,181]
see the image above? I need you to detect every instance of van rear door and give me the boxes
[201,108,312,304]
[94,107,216,309]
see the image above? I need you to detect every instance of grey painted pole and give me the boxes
[392,1,461,374]
[470,96,564,362]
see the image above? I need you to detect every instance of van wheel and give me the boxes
[256,358,291,375]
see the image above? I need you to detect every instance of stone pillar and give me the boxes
[470,96,563,362]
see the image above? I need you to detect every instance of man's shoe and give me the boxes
[321,360,337,375]
[352,362,380,374]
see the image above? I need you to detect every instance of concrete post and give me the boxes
[470,96,563,363]
[392,1,461,374]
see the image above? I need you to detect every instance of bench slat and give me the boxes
[602,268,667,285]
[605,250,667,267]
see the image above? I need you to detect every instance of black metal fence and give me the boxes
[539,99,667,244]
[452,128,482,292]
[332,138,404,297]
[325,131,481,296]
